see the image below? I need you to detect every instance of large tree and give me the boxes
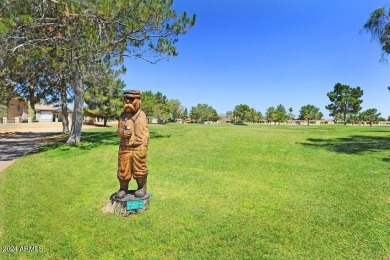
[232,104,262,123]
[364,7,390,96]
[360,108,381,126]
[84,64,125,126]
[232,104,251,123]
[325,83,363,125]
[249,108,263,123]
[153,92,170,121]
[140,90,157,117]
[167,99,185,122]
[265,106,276,124]
[299,104,323,125]
[364,6,390,60]
[0,0,195,145]
[190,104,219,123]
[141,90,170,120]
[274,104,288,125]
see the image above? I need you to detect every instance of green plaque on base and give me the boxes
[127,200,144,210]
[105,192,150,216]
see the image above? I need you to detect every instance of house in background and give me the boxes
[0,98,73,124]
[34,104,73,122]
[34,104,55,122]
[0,97,73,123]
[2,98,30,123]
[54,107,73,122]
[217,114,231,124]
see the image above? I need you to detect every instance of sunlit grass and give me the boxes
[0,124,389,258]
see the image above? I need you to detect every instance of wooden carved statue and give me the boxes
[115,90,149,199]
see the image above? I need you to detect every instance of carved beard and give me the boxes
[124,103,134,113]
[124,100,140,113]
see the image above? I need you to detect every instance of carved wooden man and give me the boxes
[115,90,149,199]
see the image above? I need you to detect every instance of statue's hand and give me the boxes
[123,129,132,138]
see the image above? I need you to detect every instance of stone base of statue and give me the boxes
[102,191,150,217]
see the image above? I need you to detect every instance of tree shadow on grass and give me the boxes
[149,131,171,139]
[27,132,118,153]
[76,131,170,150]
[359,128,390,134]
[19,133,67,156]
[29,130,171,154]
[81,131,119,146]
[300,135,390,162]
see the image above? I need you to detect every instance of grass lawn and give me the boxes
[1,123,389,258]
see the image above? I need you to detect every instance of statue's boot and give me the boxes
[135,176,147,198]
[115,180,129,199]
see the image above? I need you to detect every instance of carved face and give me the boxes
[123,97,141,113]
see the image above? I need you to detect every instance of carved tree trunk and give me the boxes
[66,62,84,145]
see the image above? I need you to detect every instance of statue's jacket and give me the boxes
[117,110,150,150]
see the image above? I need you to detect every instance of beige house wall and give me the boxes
[7,98,28,120]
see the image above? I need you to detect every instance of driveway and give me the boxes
[0,122,117,172]
[0,131,62,172]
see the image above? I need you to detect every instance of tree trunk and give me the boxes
[62,105,70,134]
[343,112,347,125]
[60,80,70,134]
[66,64,84,145]
[103,117,108,126]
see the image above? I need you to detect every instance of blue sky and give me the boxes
[122,1,390,118]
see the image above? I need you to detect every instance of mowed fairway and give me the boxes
[0,124,389,258]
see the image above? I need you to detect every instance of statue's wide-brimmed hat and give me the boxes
[123,90,142,98]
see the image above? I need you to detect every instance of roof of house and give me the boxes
[53,107,73,113]
[34,104,55,111]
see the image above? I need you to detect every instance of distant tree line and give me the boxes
[84,0,390,127]
[227,103,322,125]
[141,91,187,122]
[133,91,218,123]
[124,3,390,126]
[139,1,390,126]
